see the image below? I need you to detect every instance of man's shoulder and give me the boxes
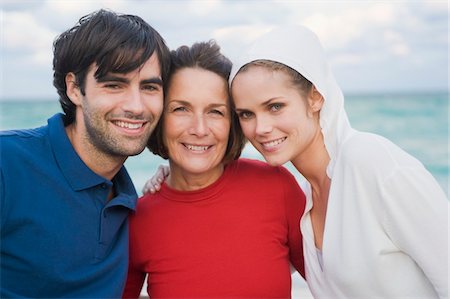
[0,126,50,165]
[0,113,63,140]
[1,126,48,147]
[1,126,46,137]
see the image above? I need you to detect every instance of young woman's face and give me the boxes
[231,66,320,166]
[163,67,230,182]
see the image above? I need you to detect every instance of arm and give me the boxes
[0,167,7,229]
[122,221,146,299]
[122,265,146,299]
[142,164,170,194]
[122,213,148,298]
[280,166,306,278]
[381,167,449,299]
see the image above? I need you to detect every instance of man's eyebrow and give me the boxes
[96,75,129,83]
[141,78,163,86]
[96,75,163,86]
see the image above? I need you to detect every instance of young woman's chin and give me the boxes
[261,154,290,167]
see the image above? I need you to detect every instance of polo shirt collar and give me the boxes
[111,167,138,211]
[47,114,136,203]
[48,114,107,190]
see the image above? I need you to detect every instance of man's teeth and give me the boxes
[115,121,143,129]
[262,137,286,148]
[185,144,209,151]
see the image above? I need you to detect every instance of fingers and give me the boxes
[142,181,159,194]
[160,165,170,177]
[142,164,169,194]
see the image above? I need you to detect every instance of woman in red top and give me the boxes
[122,41,306,298]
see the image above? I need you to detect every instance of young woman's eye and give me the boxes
[237,111,253,120]
[269,103,284,112]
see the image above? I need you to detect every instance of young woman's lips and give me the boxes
[260,137,286,151]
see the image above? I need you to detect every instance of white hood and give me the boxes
[230,25,354,176]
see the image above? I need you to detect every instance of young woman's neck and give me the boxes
[291,131,330,200]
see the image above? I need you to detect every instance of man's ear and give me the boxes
[307,85,324,116]
[65,72,82,106]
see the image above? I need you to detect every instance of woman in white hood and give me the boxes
[230,25,448,299]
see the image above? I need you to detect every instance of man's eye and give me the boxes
[143,85,158,91]
[104,84,121,89]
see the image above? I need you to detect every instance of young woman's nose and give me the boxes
[255,114,273,135]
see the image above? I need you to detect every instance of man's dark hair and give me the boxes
[52,9,170,124]
[148,40,246,163]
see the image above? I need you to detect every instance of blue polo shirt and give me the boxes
[0,113,137,298]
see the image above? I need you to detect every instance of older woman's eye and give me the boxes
[173,106,187,112]
[210,109,225,116]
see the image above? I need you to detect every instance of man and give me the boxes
[0,9,170,297]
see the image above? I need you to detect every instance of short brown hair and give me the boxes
[148,40,246,163]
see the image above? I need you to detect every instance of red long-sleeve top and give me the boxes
[123,158,306,298]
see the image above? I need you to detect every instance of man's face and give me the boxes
[71,53,164,161]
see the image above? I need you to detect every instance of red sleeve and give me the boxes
[122,266,145,298]
[279,166,306,278]
[122,215,146,298]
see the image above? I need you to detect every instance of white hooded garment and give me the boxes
[230,25,449,299]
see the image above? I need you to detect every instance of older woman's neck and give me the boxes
[166,163,225,191]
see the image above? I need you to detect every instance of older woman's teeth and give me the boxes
[185,144,209,151]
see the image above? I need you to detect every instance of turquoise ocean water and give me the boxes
[1,92,448,296]
[1,92,448,196]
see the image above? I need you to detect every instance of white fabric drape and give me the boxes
[230,25,449,299]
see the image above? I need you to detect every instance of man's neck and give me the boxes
[65,124,126,181]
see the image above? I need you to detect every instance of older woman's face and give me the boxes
[163,67,230,182]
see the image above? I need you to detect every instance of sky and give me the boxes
[0,0,448,100]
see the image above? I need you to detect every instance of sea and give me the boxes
[0,91,448,297]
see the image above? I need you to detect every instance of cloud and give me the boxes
[41,0,129,17]
[0,0,447,99]
[384,30,410,56]
[3,11,57,65]
[186,0,221,16]
[212,25,273,60]
[301,2,398,49]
